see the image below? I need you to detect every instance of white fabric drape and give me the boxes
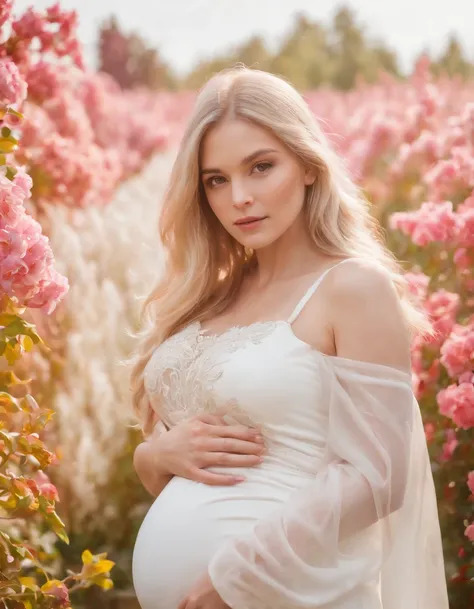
[208,357,448,609]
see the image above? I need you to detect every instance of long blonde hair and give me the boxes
[129,65,429,435]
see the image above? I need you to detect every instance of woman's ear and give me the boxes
[304,168,317,186]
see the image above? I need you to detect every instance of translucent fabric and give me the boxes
[208,357,449,609]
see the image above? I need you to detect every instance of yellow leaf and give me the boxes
[4,342,19,365]
[41,579,63,592]
[0,137,18,153]
[22,335,34,352]
[19,576,38,590]
[83,559,115,578]
[94,559,115,574]
[98,577,114,591]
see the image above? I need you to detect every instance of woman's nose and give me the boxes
[231,182,253,209]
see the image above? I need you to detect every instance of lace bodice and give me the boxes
[145,320,279,426]
[144,318,330,474]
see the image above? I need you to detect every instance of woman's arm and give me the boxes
[134,420,173,497]
[205,263,433,609]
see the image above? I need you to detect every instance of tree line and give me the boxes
[98,7,474,91]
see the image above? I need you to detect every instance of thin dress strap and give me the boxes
[287,259,353,325]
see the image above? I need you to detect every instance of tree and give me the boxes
[269,13,334,89]
[432,35,472,79]
[233,36,271,70]
[98,17,177,90]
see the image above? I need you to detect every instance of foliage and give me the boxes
[98,16,178,91]
[97,6,474,92]
[0,2,116,607]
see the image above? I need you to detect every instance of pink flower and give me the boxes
[28,134,122,208]
[41,580,70,609]
[465,523,474,542]
[440,428,458,462]
[24,60,64,103]
[457,200,474,248]
[424,290,460,344]
[0,0,13,28]
[390,201,459,246]
[424,422,436,443]
[0,59,28,106]
[9,4,84,70]
[0,171,69,313]
[12,7,45,39]
[437,383,474,430]
[405,271,430,303]
[34,471,59,502]
[425,159,458,193]
[453,247,473,270]
[467,471,474,496]
[440,324,474,378]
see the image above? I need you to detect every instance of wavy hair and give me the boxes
[129,65,430,435]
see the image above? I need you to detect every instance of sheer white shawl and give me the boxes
[208,357,449,609]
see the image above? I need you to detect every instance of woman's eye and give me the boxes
[253,162,273,173]
[207,176,225,188]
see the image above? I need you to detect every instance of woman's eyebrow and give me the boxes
[200,148,279,176]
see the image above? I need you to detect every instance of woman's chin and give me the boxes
[236,234,275,249]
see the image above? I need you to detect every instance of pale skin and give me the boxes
[134,117,412,609]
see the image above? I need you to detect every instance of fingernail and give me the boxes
[255,435,264,443]
[234,476,246,482]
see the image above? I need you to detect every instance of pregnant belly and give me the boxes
[132,468,303,609]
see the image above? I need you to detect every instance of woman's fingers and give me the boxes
[211,423,264,442]
[204,452,264,468]
[189,467,247,486]
[194,413,226,426]
[205,436,265,455]
[193,412,263,441]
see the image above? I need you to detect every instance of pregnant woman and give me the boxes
[129,66,449,609]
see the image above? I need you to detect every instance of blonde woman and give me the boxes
[130,67,448,609]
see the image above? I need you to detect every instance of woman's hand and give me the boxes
[178,572,229,609]
[150,412,266,486]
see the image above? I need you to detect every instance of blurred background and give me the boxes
[19,0,474,89]
[1,1,473,608]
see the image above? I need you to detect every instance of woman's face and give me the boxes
[200,118,315,249]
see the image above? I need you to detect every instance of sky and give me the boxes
[16,0,474,76]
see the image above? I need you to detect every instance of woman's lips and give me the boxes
[234,216,267,229]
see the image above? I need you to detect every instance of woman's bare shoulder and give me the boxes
[329,258,396,298]
[326,259,412,371]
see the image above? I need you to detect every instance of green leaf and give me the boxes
[0,314,21,326]
[5,166,17,181]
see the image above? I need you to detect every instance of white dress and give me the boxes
[132,261,449,609]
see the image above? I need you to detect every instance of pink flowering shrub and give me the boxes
[303,58,473,607]
[0,1,169,210]
[0,5,117,606]
[0,166,68,313]
[0,57,27,105]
